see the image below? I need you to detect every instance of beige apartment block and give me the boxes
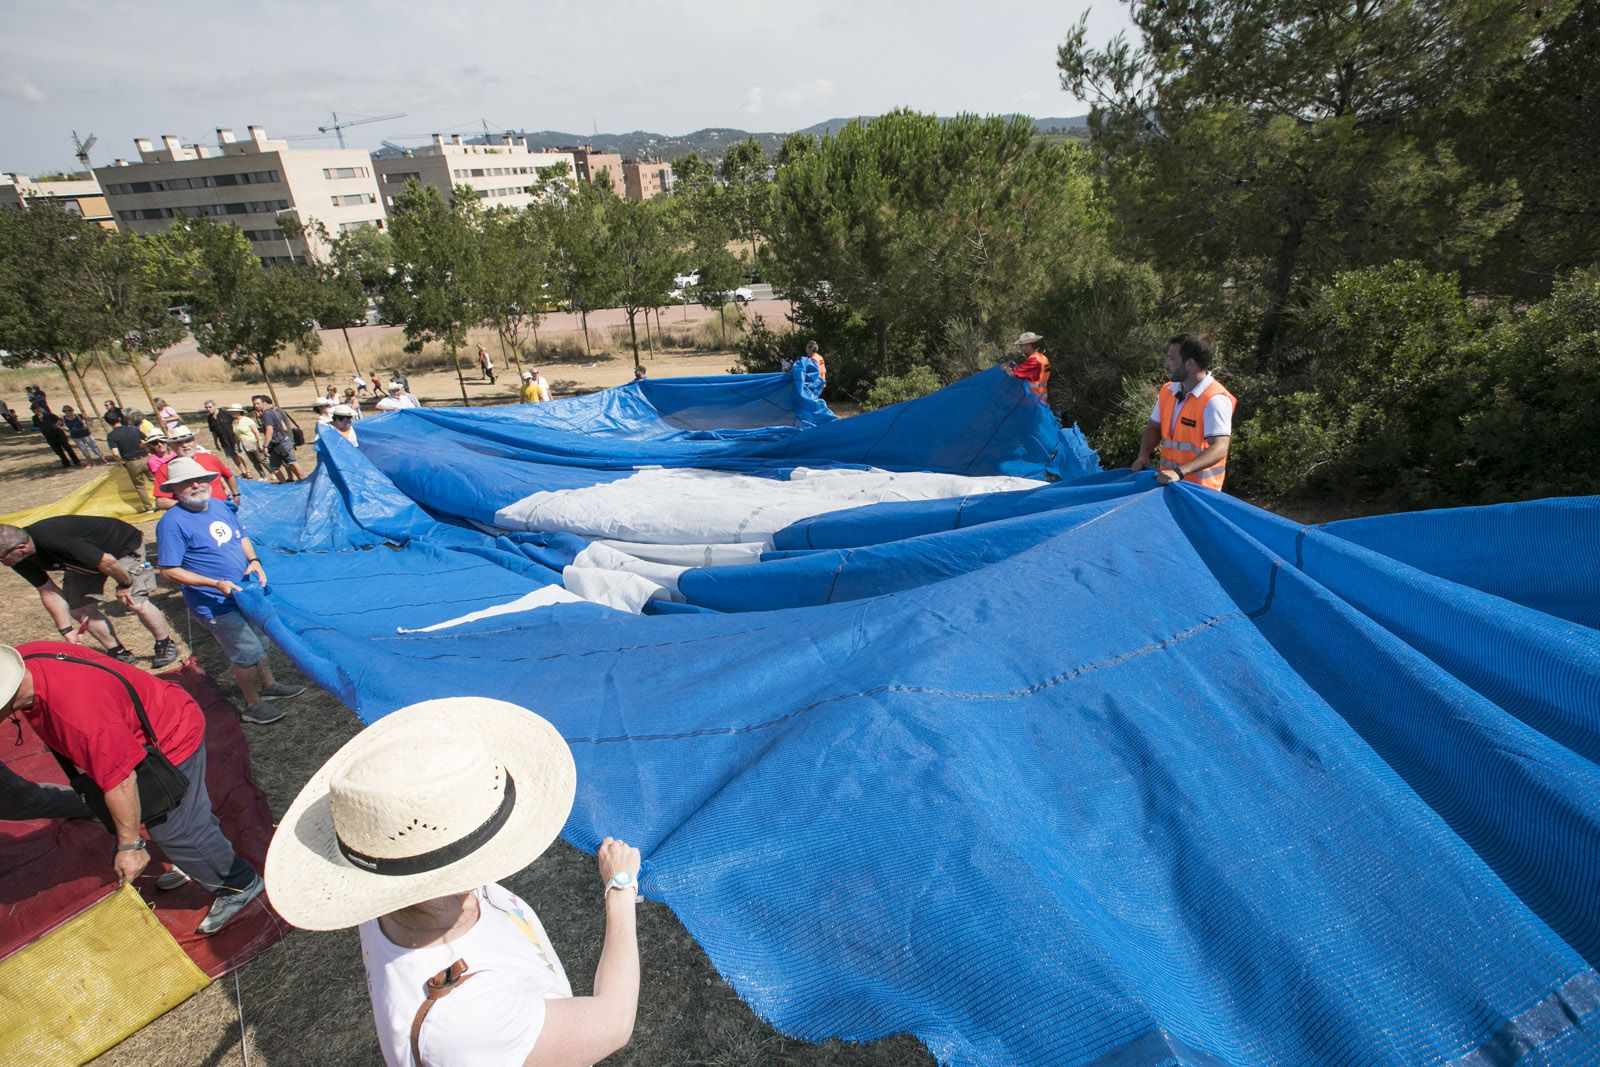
[561,146,626,198]
[373,134,577,211]
[622,158,674,201]
[0,172,116,228]
[94,126,385,263]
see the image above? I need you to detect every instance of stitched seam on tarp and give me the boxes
[569,612,1243,744]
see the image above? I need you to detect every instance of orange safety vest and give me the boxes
[1013,353,1050,403]
[1156,377,1236,491]
[810,353,827,383]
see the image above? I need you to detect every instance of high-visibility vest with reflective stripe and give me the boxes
[1156,377,1235,491]
[1014,353,1050,403]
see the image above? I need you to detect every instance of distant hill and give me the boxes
[464,115,1088,164]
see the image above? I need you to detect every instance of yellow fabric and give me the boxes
[0,884,210,1065]
[0,470,157,527]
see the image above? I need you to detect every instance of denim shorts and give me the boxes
[198,609,268,667]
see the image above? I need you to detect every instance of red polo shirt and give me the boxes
[153,451,234,504]
[15,642,205,793]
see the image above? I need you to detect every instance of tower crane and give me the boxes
[317,111,407,149]
[71,131,97,172]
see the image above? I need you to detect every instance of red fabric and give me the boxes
[153,452,233,503]
[17,642,205,792]
[0,658,286,978]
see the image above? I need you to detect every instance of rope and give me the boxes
[235,968,251,1067]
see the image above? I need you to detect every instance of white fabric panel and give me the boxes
[571,542,688,600]
[395,585,585,633]
[561,566,668,614]
[596,539,772,568]
[495,467,1043,545]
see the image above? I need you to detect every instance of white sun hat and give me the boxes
[330,404,356,418]
[159,456,220,492]
[0,645,24,710]
[264,698,577,930]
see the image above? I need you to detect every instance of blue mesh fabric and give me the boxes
[240,371,1599,1065]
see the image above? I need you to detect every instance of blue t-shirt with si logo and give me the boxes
[155,501,250,618]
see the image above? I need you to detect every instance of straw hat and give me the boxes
[264,698,576,930]
[166,424,195,441]
[159,456,219,492]
[312,398,333,409]
[1012,331,1044,348]
[330,404,356,418]
[227,403,246,413]
[0,645,24,710]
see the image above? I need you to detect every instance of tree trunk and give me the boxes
[69,359,101,430]
[53,358,88,419]
[1256,212,1308,362]
[341,327,361,378]
[717,305,727,347]
[530,320,541,362]
[96,348,124,407]
[128,354,159,413]
[580,312,592,357]
[451,343,471,406]
[644,309,655,359]
[498,328,523,376]
[304,345,321,396]
[259,359,284,410]
[627,311,642,370]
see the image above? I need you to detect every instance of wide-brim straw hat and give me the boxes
[1012,331,1044,347]
[265,698,576,931]
[0,645,24,710]
[159,456,220,492]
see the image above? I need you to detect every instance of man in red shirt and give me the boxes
[0,642,264,934]
[152,426,239,510]
[1003,331,1051,405]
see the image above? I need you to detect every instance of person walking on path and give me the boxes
[477,345,496,384]
[155,457,303,724]
[154,398,182,435]
[203,400,245,474]
[1,643,266,934]
[520,370,551,404]
[252,395,304,482]
[1002,332,1051,405]
[1132,332,1237,491]
[265,698,643,1067]
[61,406,106,465]
[102,399,122,426]
[0,517,179,667]
[228,404,269,479]
[105,413,156,511]
[37,408,83,469]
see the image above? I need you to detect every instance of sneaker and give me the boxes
[110,647,137,665]
[242,700,286,725]
[260,682,305,699]
[196,873,263,935]
[151,638,179,668]
[155,868,191,891]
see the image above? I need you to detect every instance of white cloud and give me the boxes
[738,87,766,115]
[777,78,836,110]
[0,73,45,105]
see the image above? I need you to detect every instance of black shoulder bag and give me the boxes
[24,652,190,833]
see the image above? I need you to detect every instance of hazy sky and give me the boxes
[1,0,1135,175]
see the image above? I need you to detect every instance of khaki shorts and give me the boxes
[62,546,156,612]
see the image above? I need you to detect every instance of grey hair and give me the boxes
[0,525,29,555]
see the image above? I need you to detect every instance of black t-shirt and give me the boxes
[106,424,147,460]
[10,516,143,588]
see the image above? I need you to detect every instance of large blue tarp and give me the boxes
[238,366,1600,1065]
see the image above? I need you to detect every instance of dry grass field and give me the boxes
[0,354,930,1067]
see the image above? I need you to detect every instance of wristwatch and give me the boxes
[604,871,639,898]
[114,840,148,854]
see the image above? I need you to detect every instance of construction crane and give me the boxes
[71,131,96,173]
[318,111,407,149]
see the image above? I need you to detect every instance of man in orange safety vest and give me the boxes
[1132,333,1236,491]
[1003,332,1051,404]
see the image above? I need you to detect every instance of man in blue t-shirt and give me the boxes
[154,457,303,725]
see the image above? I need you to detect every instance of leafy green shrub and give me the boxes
[861,365,941,411]
[731,315,793,374]
[1233,262,1487,504]
[1466,266,1600,499]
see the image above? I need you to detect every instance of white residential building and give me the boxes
[95,126,385,263]
[373,134,577,212]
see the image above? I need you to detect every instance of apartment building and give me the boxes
[373,134,577,211]
[0,172,116,228]
[622,158,674,201]
[94,126,385,263]
[562,146,626,198]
